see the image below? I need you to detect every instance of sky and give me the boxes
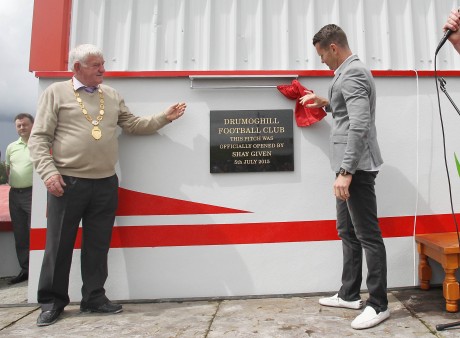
[0,0,38,158]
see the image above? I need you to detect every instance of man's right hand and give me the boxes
[45,174,66,197]
[299,90,329,108]
[444,9,460,33]
[444,9,460,52]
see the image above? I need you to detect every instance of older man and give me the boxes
[28,44,186,327]
[6,113,34,285]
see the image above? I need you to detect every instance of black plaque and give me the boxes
[210,109,294,173]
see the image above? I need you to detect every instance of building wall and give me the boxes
[28,73,460,301]
[27,0,460,302]
[68,0,460,71]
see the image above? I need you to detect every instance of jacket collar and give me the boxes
[334,54,358,75]
[328,55,359,99]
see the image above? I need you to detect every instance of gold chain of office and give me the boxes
[71,79,105,140]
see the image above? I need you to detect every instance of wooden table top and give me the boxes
[416,232,460,254]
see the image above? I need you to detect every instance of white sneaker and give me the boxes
[351,306,390,329]
[318,293,363,310]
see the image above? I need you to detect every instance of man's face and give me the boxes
[15,118,33,140]
[315,43,338,71]
[75,54,105,87]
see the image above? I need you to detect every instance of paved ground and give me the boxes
[0,277,460,337]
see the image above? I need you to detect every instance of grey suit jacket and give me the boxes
[328,55,383,173]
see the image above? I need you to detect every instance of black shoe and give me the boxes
[36,309,63,327]
[80,301,123,314]
[8,271,28,285]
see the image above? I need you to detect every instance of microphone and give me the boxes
[436,29,453,54]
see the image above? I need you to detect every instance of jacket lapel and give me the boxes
[328,55,359,101]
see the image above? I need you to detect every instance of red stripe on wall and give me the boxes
[29,213,460,250]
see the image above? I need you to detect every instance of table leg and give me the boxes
[418,251,432,290]
[443,268,459,312]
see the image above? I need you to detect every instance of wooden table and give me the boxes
[415,232,460,312]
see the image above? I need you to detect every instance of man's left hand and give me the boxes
[334,174,352,201]
[165,102,187,122]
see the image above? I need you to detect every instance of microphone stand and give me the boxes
[435,77,460,332]
[438,77,460,117]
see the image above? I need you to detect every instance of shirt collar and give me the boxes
[72,76,85,91]
[17,137,27,145]
[334,54,356,75]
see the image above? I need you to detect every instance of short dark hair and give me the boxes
[14,113,34,124]
[312,24,349,49]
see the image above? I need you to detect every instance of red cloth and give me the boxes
[277,79,326,127]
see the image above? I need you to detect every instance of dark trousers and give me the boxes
[9,187,32,273]
[336,171,388,312]
[37,175,118,311]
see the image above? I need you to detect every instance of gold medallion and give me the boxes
[92,126,102,140]
[72,79,105,141]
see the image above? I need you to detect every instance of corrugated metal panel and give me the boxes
[70,0,460,71]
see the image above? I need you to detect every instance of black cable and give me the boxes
[433,52,460,249]
[433,44,460,333]
[431,17,460,330]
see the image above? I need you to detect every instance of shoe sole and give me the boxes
[8,279,28,285]
[37,319,59,327]
[319,299,363,310]
[80,308,123,314]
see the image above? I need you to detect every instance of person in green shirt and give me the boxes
[5,113,34,285]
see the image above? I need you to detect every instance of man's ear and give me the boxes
[74,62,81,72]
[330,43,338,54]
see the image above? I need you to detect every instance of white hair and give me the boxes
[68,44,103,71]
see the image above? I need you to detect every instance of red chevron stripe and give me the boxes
[116,187,250,216]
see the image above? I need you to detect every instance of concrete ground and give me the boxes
[0,278,460,337]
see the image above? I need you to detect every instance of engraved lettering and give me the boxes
[232,151,250,157]
[250,151,272,157]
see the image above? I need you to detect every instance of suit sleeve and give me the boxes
[340,67,371,173]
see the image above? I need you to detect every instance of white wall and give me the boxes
[28,74,460,302]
